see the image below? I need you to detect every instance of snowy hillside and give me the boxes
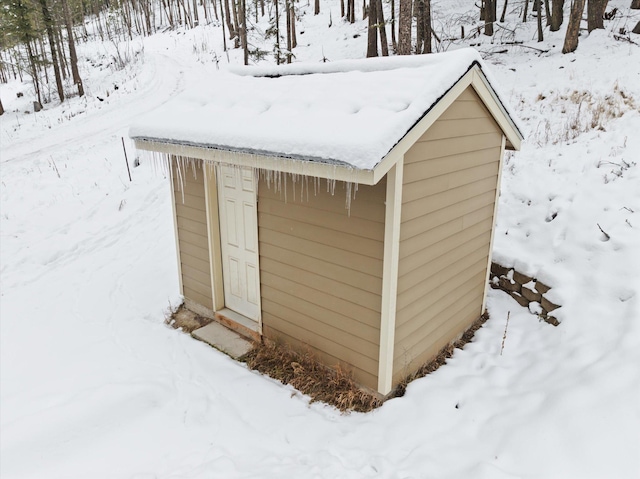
[1,0,639,478]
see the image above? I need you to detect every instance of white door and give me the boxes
[217,165,261,321]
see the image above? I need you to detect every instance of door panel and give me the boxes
[217,165,261,321]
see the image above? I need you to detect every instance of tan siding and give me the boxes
[399,207,494,263]
[401,176,497,222]
[403,162,500,199]
[395,270,486,363]
[259,215,384,261]
[173,159,213,310]
[393,291,483,385]
[422,117,501,141]
[259,176,385,390]
[400,190,496,241]
[394,87,503,381]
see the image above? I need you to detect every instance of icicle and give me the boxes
[175,155,186,204]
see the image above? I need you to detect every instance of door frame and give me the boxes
[203,162,263,331]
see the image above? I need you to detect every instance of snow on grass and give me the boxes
[1,0,639,478]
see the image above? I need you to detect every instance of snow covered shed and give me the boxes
[130,49,523,396]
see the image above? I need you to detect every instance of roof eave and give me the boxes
[133,138,377,185]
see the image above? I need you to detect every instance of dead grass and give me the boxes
[243,341,383,413]
[167,302,491,412]
[165,304,214,333]
[242,312,491,412]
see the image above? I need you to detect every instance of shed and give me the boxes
[130,48,523,396]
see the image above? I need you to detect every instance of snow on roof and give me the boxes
[130,48,514,171]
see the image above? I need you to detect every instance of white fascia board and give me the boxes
[372,69,476,184]
[134,139,376,185]
[470,68,523,151]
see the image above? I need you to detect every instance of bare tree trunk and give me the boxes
[397,0,411,54]
[366,0,378,57]
[55,25,69,79]
[340,0,344,17]
[562,0,586,53]
[314,0,319,14]
[291,1,297,48]
[240,0,248,63]
[633,19,640,32]
[484,0,495,35]
[219,0,228,53]
[39,0,64,102]
[223,0,236,41]
[500,0,508,22]
[349,0,355,22]
[544,0,551,24]
[376,0,389,55]
[231,0,241,46]
[61,0,84,97]
[390,0,396,50]
[522,0,529,21]
[0,98,4,115]
[193,0,200,25]
[550,0,564,30]
[285,0,292,61]
[587,0,607,31]
[632,0,640,9]
[26,42,43,106]
[424,0,431,53]
[416,0,425,52]
[274,0,281,64]
[536,0,544,40]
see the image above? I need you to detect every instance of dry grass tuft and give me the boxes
[243,342,383,413]
[392,312,490,398]
[165,304,214,333]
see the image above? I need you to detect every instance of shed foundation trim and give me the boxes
[377,160,404,395]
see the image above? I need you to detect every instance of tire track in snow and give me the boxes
[1,52,185,165]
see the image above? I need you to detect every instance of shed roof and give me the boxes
[130,48,523,177]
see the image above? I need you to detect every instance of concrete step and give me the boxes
[192,320,254,359]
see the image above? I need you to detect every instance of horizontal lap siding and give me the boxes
[173,159,213,310]
[393,87,503,383]
[258,176,386,390]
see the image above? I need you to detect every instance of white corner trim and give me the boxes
[377,159,404,396]
[481,135,507,314]
[168,157,184,296]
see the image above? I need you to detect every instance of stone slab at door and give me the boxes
[216,165,261,322]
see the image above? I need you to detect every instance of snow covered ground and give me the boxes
[1,1,639,478]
